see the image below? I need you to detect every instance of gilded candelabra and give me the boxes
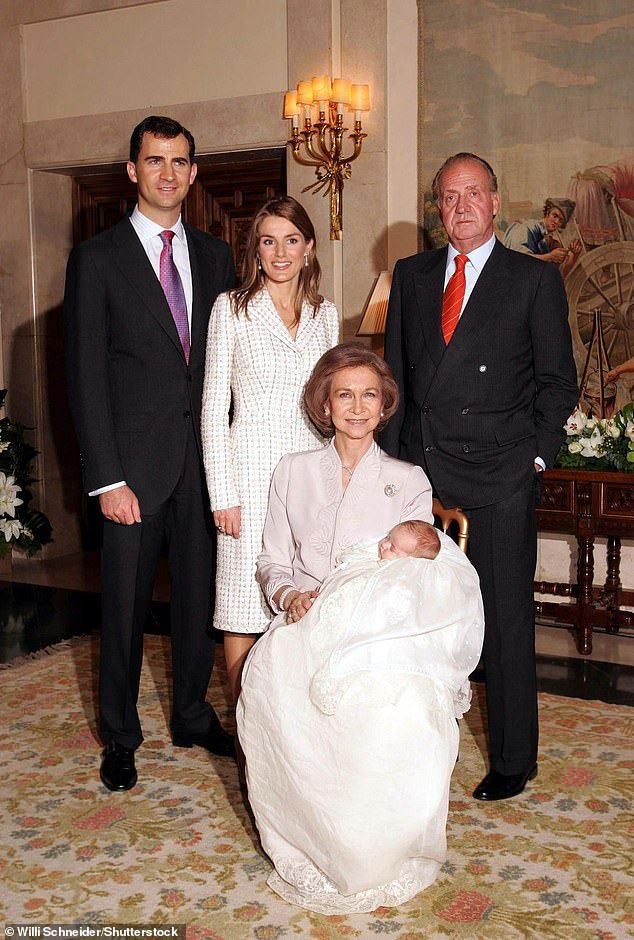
[284,77,370,240]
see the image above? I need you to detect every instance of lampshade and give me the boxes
[350,83,371,112]
[312,75,332,101]
[332,78,351,104]
[283,91,300,118]
[357,271,392,336]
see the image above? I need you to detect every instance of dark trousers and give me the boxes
[99,430,216,749]
[466,479,538,775]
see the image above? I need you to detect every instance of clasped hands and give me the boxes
[283,589,319,623]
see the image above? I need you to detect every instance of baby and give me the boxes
[378,519,441,561]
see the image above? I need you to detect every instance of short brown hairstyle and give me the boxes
[303,342,399,437]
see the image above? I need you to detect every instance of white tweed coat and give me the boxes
[201,288,340,633]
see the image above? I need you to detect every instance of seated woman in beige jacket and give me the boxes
[237,343,469,915]
[255,343,433,624]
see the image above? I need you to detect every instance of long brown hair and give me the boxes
[230,196,323,319]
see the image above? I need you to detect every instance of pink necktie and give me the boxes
[441,254,468,345]
[159,230,190,362]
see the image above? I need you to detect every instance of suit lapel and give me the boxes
[186,224,216,370]
[112,218,184,358]
[414,247,447,367]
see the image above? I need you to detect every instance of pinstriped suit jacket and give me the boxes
[381,239,579,510]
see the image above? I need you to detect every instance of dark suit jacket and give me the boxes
[64,216,235,513]
[381,240,579,509]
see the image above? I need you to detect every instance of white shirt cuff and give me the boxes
[89,481,126,496]
[534,457,546,471]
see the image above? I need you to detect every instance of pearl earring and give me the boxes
[380,411,385,417]
[256,256,262,272]
[304,253,309,267]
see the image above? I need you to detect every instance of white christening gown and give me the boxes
[237,531,484,914]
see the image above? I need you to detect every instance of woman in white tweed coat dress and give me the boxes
[201,197,339,701]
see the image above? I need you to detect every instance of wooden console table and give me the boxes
[535,468,634,655]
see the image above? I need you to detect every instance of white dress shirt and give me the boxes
[89,206,193,496]
[443,234,496,312]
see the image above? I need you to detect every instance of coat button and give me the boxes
[424,445,434,453]
[183,410,191,419]
[422,406,431,414]
[479,365,487,372]
[462,444,470,453]
[461,407,469,415]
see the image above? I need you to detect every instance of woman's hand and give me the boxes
[213,506,241,539]
[284,589,318,623]
[606,357,634,383]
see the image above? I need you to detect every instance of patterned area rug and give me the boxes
[1,634,631,939]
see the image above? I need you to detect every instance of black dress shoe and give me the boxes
[172,724,235,759]
[473,765,537,801]
[100,741,137,791]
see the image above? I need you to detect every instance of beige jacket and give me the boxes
[256,441,433,612]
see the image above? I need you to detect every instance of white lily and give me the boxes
[564,409,587,436]
[0,517,22,542]
[0,472,23,517]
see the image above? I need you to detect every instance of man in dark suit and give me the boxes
[382,152,578,801]
[64,116,236,790]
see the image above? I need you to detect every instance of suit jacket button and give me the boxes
[479,365,487,372]
[461,407,469,415]
[183,410,191,419]
[462,444,470,453]
[424,445,434,453]
[422,406,431,414]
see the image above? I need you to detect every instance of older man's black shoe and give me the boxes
[172,724,235,759]
[473,764,537,801]
[100,741,137,791]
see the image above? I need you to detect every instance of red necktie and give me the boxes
[159,230,190,362]
[441,254,468,345]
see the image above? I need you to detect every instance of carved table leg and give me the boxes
[604,536,621,633]
[576,534,594,655]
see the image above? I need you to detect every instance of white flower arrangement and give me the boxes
[556,403,634,471]
[0,390,52,556]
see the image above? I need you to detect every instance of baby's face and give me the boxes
[378,526,417,560]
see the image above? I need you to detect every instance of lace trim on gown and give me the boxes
[269,855,441,915]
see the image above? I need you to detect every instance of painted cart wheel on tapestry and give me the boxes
[565,241,634,414]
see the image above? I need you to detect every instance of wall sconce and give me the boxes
[283,76,370,240]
